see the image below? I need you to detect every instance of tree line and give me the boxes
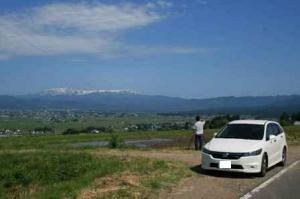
[62,126,114,135]
[279,112,300,126]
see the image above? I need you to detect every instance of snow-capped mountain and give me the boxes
[0,89,299,115]
[40,88,137,96]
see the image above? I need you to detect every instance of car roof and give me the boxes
[229,120,269,125]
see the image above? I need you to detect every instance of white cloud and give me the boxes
[0,17,116,56]
[33,3,162,32]
[0,1,206,60]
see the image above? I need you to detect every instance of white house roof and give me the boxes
[229,120,269,125]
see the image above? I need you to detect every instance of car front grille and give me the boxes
[210,151,244,160]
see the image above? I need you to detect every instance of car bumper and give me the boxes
[201,152,262,173]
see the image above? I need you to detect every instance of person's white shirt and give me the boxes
[193,121,206,135]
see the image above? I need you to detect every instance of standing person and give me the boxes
[192,116,206,150]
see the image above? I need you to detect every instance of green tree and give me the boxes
[279,112,293,126]
[292,112,300,121]
[62,128,80,135]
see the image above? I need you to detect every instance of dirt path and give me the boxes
[93,145,300,199]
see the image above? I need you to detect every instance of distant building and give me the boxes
[91,129,100,134]
[294,121,300,125]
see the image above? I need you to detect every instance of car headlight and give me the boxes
[202,147,211,154]
[243,149,262,157]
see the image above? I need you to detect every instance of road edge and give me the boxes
[240,160,300,199]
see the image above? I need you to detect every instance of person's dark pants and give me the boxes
[195,134,204,150]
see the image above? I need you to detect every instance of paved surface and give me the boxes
[251,161,300,199]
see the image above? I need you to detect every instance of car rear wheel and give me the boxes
[279,147,287,166]
[259,154,267,177]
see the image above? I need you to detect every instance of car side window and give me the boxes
[274,124,283,135]
[271,123,281,136]
[266,124,274,141]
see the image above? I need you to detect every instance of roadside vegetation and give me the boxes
[279,111,300,126]
[0,113,299,198]
[284,125,300,145]
[0,151,191,199]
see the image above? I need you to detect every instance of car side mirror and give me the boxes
[213,132,217,137]
[269,134,276,140]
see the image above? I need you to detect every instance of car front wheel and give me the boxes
[279,147,287,166]
[259,154,267,177]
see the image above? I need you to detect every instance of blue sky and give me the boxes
[0,0,299,98]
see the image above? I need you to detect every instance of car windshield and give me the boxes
[216,124,264,140]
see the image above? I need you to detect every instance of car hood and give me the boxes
[205,138,263,153]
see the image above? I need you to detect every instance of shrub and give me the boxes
[62,128,80,135]
[280,112,294,126]
[109,133,124,148]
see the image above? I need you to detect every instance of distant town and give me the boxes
[1,110,299,137]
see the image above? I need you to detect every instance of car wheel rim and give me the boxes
[282,150,286,163]
[262,157,267,172]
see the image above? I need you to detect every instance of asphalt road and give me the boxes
[251,161,300,199]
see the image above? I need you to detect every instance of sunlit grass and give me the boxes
[0,151,191,199]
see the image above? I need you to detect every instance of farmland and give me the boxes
[0,111,193,130]
[0,125,299,150]
[0,111,299,198]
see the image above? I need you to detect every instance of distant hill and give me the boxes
[0,88,299,116]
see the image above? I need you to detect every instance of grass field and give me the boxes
[283,125,300,144]
[0,126,299,198]
[0,114,193,132]
[0,129,217,150]
[0,151,191,198]
[0,118,44,131]
[0,126,299,150]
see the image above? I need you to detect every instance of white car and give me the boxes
[201,120,287,176]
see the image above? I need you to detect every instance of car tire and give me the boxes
[279,147,287,167]
[259,154,267,177]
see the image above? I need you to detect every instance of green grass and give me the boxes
[0,151,122,198]
[283,125,300,144]
[0,130,193,150]
[0,114,193,133]
[0,125,299,150]
[0,151,191,199]
[0,118,45,131]
[0,125,298,198]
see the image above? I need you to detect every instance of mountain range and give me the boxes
[0,88,299,116]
